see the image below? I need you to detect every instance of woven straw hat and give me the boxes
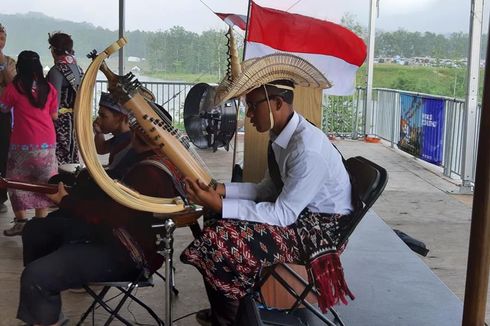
[214,53,331,105]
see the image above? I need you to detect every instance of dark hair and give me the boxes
[264,79,295,104]
[99,92,128,115]
[48,32,74,55]
[13,51,50,108]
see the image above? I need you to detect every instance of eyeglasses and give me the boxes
[246,97,270,112]
[246,95,285,113]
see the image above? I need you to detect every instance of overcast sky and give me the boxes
[2,0,489,34]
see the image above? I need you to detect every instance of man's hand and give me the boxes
[93,118,103,134]
[184,177,223,213]
[214,183,226,197]
[46,182,69,205]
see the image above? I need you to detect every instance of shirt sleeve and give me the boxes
[224,172,277,201]
[221,149,329,227]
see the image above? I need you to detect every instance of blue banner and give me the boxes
[420,97,445,165]
[399,94,445,166]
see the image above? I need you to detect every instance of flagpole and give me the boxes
[242,0,253,60]
[230,1,251,177]
[230,0,252,177]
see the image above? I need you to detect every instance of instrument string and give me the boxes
[123,68,213,176]
[136,107,211,175]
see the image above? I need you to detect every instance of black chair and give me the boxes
[76,271,168,326]
[254,156,388,325]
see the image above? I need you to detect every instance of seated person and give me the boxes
[93,92,131,168]
[16,130,185,326]
[181,76,355,326]
[49,92,134,193]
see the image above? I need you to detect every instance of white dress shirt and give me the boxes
[222,112,353,227]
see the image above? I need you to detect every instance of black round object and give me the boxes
[184,83,237,151]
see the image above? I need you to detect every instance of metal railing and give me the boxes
[322,88,365,138]
[93,80,480,185]
[322,87,481,184]
[93,80,194,128]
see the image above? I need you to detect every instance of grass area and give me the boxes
[145,64,484,100]
[357,64,484,100]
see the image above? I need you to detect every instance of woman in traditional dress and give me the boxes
[0,50,58,236]
[47,32,83,165]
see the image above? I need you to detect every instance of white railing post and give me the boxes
[460,0,483,193]
[364,0,378,136]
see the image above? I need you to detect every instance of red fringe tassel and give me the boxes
[309,253,355,313]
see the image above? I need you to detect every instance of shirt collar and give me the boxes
[270,112,299,149]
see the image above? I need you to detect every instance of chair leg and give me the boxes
[254,267,274,307]
[81,285,133,326]
[329,307,346,326]
[268,272,337,326]
[277,265,347,326]
[261,263,350,326]
[104,284,139,326]
[77,286,111,326]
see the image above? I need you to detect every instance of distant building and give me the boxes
[128,56,142,62]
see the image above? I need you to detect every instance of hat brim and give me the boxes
[214,53,332,105]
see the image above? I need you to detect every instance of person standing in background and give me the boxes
[0,51,59,236]
[47,32,83,165]
[0,23,16,213]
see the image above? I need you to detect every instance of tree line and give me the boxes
[1,12,485,76]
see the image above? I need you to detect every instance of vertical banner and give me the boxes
[399,93,445,165]
[420,97,445,165]
[399,94,423,157]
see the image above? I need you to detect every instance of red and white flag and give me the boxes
[245,2,367,95]
[215,12,247,31]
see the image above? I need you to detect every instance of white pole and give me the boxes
[460,0,483,193]
[364,0,378,136]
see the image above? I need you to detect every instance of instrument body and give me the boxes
[75,38,186,213]
[76,38,215,213]
[121,92,215,187]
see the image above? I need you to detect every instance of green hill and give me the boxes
[357,64,483,100]
[0,12,150,69]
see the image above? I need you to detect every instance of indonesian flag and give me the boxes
[215,12,247,31]
[245,2,367,96]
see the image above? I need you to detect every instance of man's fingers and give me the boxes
[196,179,210,191]
[184,178,201,203]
